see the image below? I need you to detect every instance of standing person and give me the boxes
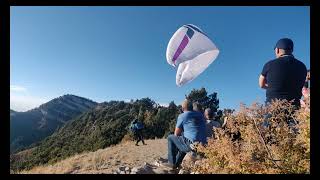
[204,108,221,139]
[259,38,307,109]
[161,99,207,170]
[130,119,146,146]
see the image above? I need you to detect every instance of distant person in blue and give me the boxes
[130,119,146,146]
[161,99,206,170]
[259,38,307,109]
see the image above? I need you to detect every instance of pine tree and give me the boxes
[185,87,219,114]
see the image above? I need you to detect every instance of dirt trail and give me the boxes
[21,139,168,174]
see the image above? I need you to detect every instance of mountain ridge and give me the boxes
[10,98,179,172]
[10,88,220,173]
[10,94,98,153]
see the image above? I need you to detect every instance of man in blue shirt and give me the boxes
[161,99,206,170]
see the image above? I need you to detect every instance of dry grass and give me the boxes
[17,139,168,174]
[192,97,310,174]
[15,96,310,174]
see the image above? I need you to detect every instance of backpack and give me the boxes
[130,123,138,133]
[136,122,144,130]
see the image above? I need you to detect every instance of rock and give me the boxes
[142,166,153,174]
[154,161,161,167]
[130,171,137,174]
[181,152,197,169]
[152,168,171,174]
[125,167,130,171]
[119,171,125,174]
[178,169,186,174]
[132,166,148,174]
[118,166,126,171]
[131,167,139,172]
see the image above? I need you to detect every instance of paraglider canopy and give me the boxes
[166,24,219,86]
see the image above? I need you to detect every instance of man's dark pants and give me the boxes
[134,130,145,145]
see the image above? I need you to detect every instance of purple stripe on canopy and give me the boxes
[172,35,189,65]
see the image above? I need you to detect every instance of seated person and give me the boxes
[161,99,207,170]
[204,108,221,139]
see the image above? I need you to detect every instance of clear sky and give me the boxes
[10,6,310,112]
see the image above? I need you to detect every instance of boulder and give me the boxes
[131,167,139,172]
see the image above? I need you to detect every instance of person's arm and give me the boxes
[174,114,184,136]
[259,62,269,89]
[174,128,182,136]
[259,75,268,89]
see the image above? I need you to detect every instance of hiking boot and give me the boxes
[135,143,139,146]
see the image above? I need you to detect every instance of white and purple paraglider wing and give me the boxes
[166,24,219,86]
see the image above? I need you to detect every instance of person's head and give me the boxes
[274,38,294,58]
[204,108,215,120]
[193,102,203,112]
[181,99,192,112]
[306,69,310,81]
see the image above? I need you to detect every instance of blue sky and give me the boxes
[10,6,310,112]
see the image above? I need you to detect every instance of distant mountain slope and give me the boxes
[10,98,179,172]
[10,94,98,153]
[10,88,218,172]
